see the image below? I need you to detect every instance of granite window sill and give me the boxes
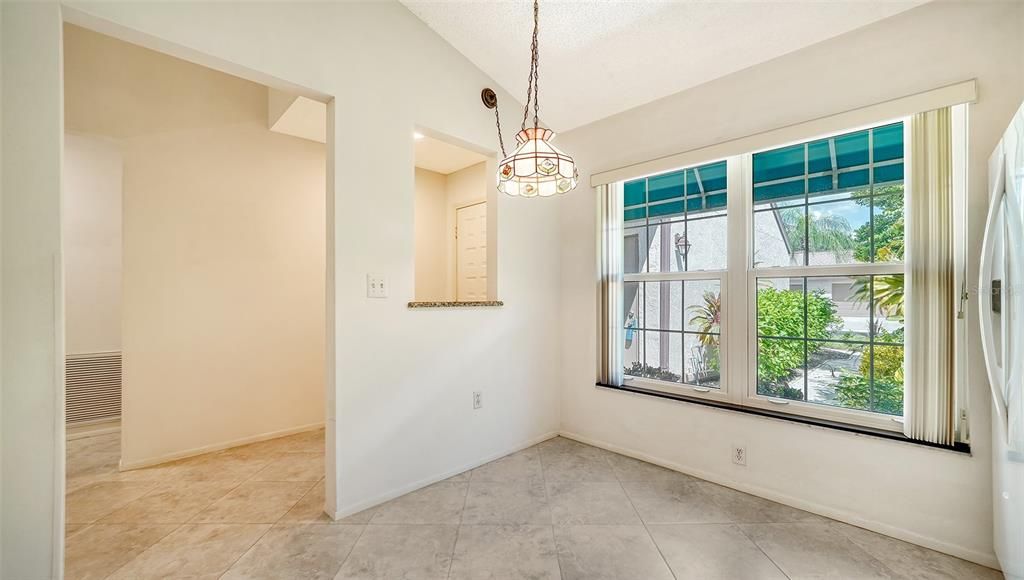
[407,300,504,309]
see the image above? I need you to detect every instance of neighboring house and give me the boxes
[624,122,905,398]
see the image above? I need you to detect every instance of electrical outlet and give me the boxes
[366,274,388,298]
[732,446,747,466]
[472,391,482,409]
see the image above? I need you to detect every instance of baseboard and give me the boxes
[558,430,1001,570]
[330,430,559,520]
[119,421,325,471]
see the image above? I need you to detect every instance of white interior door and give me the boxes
[456,202,487,301]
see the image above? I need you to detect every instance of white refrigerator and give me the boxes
[981,99,1024,580]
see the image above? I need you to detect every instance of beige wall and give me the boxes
[556,0,1024,567]
[413,161,488,301]
[414,167,447,301]
[63,133,122,355]
[64,25,326,467]
[3,0,559,573]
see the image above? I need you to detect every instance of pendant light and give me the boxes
[481,0,578,198]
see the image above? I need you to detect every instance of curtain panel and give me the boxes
[904,107,956,445]
[597,183,625,386]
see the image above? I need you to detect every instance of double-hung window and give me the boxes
[746,123,907,429]
[622,161,730,399]
[609,116,951,435]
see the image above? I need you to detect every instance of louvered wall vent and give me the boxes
[66,351,122,425]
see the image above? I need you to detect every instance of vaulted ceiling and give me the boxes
[402,0,927,132]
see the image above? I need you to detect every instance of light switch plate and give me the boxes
[367,274,388,298]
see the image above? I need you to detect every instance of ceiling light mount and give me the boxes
[482,0,577,198]
[481,88,498,110]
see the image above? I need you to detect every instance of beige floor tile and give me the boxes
[621,479,733,524]
[111,460,187,483]
[251,452,325,482]
[553,524,674,580]
[221,523,364,580]
[704,482,825,523]
[66,449,119,478]
[234,429,325,455]
[65,449,127,492]
[369,481,468,524]
[471,449,544,483]
[832,521,1004,580]
[65,523,178,580]
[547,481,640,525]
[192,481,314,523]
[172,451,275,483]
[107,523,270,580]
[535,437,596,455]
[67,433,120,457]
[334,524,458,580]
[100,480,237,523]
[280,480,378,524]
[649,523,787,579]
[66,460,182,493]
[740,522,894,579]
[64,431,977,580]
[449,525,561,580]
[281,480,332,523]
[539,447,618,482]
[281,428,326,453]
[66,481,158,523]
[605,453,694,483]
[462,482,552,525]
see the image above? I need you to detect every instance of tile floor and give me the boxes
[65,432,1003,579]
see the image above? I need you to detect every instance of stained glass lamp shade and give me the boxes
[497,127,578,198]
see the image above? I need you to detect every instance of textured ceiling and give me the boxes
[402,0,927,131]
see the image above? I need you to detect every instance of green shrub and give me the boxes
[835,375,904,416]
[756,286,840,387]
[835,328,904,415]
[626,362,680,382]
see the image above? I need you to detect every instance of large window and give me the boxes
[751,124,906,420]
[622,161,729,397]
[619,122,910,429]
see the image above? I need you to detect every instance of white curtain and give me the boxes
[904,107,955,445]
[597,183,624,386]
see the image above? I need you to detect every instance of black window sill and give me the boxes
[596,382,970,455]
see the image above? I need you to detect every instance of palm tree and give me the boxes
[687,291,721,346]
[850,275,905,321]
[778,207,855,260]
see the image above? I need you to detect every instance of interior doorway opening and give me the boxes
[413,132,492,302]
[60,22,334,576]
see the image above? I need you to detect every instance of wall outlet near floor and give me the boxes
[366,274,388,298]
[732,446,747,466]
[472,391,482,409]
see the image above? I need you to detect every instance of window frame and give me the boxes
[621,162,733,403]
[620,119,911,433]
[742,122,907,432]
